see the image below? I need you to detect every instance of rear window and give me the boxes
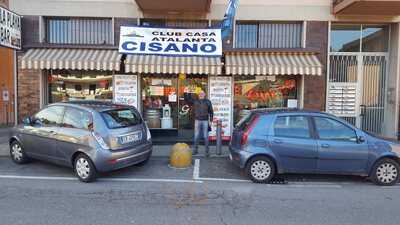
[235,113,257,130]
[101,108,142,129]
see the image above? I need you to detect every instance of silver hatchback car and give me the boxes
[9,101,152,182]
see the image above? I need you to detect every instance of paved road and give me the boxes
[0,157,399,225]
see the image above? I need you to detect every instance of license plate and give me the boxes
[119,132,142,144]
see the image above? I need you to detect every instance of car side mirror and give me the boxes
[22,117,32,126]
[357,136,365,143]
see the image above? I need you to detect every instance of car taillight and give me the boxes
[146,124,151,141]
[92,131,110,150]
[240,115,259,146]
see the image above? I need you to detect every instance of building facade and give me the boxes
[9,0,400,140]
[0,0,19,126]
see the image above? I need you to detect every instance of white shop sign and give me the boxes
[119,26,222,57]
[113,75,138,109]
[209,76,233,140]
[0,6,21,50]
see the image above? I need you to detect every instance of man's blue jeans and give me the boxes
[193,120,209,153]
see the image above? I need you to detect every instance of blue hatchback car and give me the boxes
[229,109,400,186]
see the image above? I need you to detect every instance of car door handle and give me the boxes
[272,139,283,144]
[49,130,58,135]
[321,144,330,148]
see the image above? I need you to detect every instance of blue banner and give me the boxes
[221,0,240,40]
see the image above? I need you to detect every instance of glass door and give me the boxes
[177,75,208,137]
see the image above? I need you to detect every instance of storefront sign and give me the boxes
[113,75,138,108]
[119,26,222,57]
[0,6,21,50]
[209,76,233,140]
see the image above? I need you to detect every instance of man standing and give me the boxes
[192,91,213,157]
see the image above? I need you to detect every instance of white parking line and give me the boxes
[99,178,202,183]
[0,175,77,181]
[196,177,250,182]
[0,175,202,183]
[381,184,400,189]
[287,183,343,188]
[193,159,200,179]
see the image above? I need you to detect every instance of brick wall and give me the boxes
[17,56,41,122]
[303,21,328,111]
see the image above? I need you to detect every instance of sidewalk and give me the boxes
[0,126,229,157]
[0,143,230,157]
[0,127,11,156]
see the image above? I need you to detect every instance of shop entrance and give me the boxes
[327,53,388,135]
[178,75,208,138]
[141,74,208,142]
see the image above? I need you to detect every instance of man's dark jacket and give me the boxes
[185,93,214,121]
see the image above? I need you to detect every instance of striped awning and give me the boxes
[125,55,222,75]
[225,52,323,76]
[21,48,122,71]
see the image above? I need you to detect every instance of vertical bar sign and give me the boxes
[209,76,233,140]
[113,74,138,109]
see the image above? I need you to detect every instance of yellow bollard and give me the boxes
[169,143,192,169]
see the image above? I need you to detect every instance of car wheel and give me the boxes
[246,156,276,183]
[10,141,29,164]
[371,158,400,186]
[74,154,97,183]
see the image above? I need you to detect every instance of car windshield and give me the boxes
[101,108,142,129]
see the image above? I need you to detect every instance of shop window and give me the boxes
[141,76,179,129]
[46,17,113,45]
[235,21,303,49]
[47,70,113,103]
[330,24,389,52]
[234,76,298,123]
